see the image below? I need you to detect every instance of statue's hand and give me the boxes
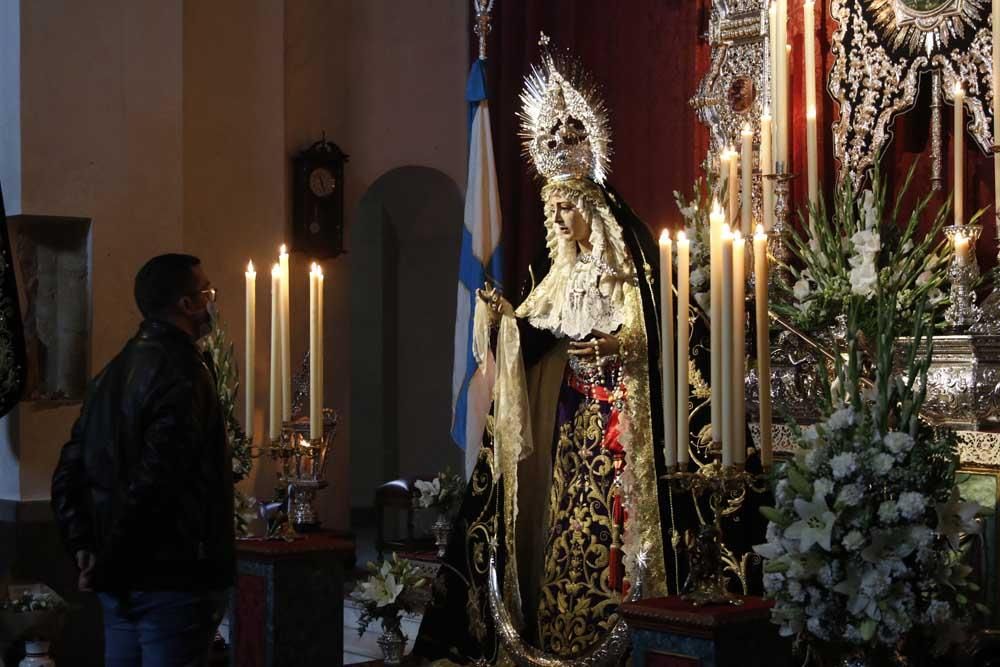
[477,283,511,318]
[567,329,620,358]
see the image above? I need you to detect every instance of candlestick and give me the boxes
[806,106,819,211]
[309,264,321,440]
[676,231,691,469]
[720,226,734,467]
[753,226,772,468]
[660,231,676,469]
[954,85,965,226]
[741,124,753,235]
[710,201,725,449]
[245,261,256,440]
[761,112,774,232]
[944,224,982,328]
[269,264,281,441]
[728,147,740,228]
[732,231,746,469]
[279,245,292,421]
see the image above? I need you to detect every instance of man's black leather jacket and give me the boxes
[51,319,234,591]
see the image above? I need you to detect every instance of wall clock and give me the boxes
[292,138,349,258]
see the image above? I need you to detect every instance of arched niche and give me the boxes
[349,166,463,513]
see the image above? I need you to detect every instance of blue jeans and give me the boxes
[97,590,229,667]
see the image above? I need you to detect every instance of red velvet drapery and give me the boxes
[476,0,997,292]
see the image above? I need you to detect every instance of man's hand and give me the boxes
[75,549,97,592]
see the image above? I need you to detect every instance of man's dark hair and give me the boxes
[134,254,202,319]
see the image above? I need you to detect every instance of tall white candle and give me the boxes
[741,124,753,235]
[954,85,966,226]
[753,226,773,469]
[719,150,731,203]
[994,0,1000,235]
[804,1,817,112]
[732,231,747,468]
[955,231,971,267]
[761,111,775,232]
[279,245,292,421]
[807,106,819,210]
[769,1,778,133]
[676,231,691,469]
[777,0,789,165]
[317,265,324,434]
[245,261,256,440]
[710,201,725,447]
[659,231,676,469]
[309,263,321,440]
[720,226,735,467]
[269,264,281,442]
[728,147,740,228]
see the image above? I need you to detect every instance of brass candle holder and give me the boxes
[664,451,768,606]
[267,408,338,535]
[762,166,797,289]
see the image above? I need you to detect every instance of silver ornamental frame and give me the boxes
[829,0,994,187]
[692,0,773,161]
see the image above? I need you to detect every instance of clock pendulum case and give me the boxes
[292,138,349,258]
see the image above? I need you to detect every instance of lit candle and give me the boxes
[732,231,746,468]
[741,124,753,235]
[954,85,966,226]
[753,226,772,469]
[279,245,292,421]
[955,230,971,267]
[761,111,775,232]
[720,225,734,467]
[269,264,281,442]
[245,261,256,441]
[676,231,691,469]
[309,263,321,440]
[317,265,324,434]
[710,201,725,448]
[994,1,1000,238]
[807,106,819,211]
[729,147,740,228]
[804,1,817,114]
[659,231,676,469]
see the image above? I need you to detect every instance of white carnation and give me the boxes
[813,477,834,499]
[793,278,812,301]
[879,500,898,523]
[842,530,865,551]
[883,431,913,455]
[871,453,894,475]
[897,491,926,520]
[826,407,855,431]
[690,267,707,288]
[837,484,863,507]
[830,452,858,479]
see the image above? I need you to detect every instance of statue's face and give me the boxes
[549,194,591,244]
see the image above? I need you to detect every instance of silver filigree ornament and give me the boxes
[829,0,994,186]
[519,34,612,185]
[691,1,773,159]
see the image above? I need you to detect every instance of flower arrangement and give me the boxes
[774,166,956,344]
[0,585,66,643]
[201,311,257,537]
[353,554,427,639]
[413,469,466,515]
[0,591,64,614]
[755,293,985,659]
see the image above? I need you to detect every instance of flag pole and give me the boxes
[473,0,494,61]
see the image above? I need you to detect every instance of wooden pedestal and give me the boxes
[232,532,354,667]
[620,596,792,667]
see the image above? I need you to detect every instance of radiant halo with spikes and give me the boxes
[519,32,612,185]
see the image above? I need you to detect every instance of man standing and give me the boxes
[52,254,234,666]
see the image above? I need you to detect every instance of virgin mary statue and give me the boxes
[414,39,677,665]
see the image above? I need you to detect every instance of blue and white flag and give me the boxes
[451,58,503,477]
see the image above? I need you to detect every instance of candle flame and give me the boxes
[786,44,791,53]
[272,263,281,277]
[247,260,255,273]
[806,105,817,120]
[659,229,671,245]
[279,244,288,256]
[755,224,767,240]
[762,106,772,120]
[711,199,724,218]
[954,84,964,97]
[676,230,687,243]
[742,122,753,135]
[769,1,776,14]
[721,224,732,238]
[733,230,743,243]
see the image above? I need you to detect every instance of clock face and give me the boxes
[309,167,337,198]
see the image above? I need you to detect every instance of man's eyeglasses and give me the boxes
[197,287,217,303]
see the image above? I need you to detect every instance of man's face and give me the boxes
[179,265,216,339]
[549,194,590,244]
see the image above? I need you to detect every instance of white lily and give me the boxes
[785,492,837,552]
